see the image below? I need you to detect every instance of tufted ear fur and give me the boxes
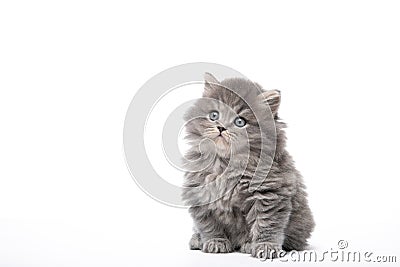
[203,72,220,97]
[257,90,281,115]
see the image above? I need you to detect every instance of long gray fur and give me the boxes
[181,73,314,258]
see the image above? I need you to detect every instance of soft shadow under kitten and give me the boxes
[181,73,314,258]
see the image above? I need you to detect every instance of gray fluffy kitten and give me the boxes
[181,73,314,258]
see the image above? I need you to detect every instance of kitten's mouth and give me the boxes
[215,134,229,144]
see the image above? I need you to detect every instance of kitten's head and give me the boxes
[184,73,280,160]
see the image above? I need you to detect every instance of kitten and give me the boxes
[181,73,315,258]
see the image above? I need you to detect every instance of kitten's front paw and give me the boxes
[202,238,233,253]
[189,233,202,250]
[251,242,283,259]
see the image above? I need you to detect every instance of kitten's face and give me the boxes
[190,98,255,158]
[184,74,279,160]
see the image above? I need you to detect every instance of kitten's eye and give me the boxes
[209,111,219,121]
[234,117,246,127]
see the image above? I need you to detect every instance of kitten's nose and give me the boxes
[217,126,226,133]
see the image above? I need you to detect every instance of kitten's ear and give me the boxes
[257,90,281,114]
[203,72,220,97]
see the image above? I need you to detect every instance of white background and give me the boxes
[1,1,399,266]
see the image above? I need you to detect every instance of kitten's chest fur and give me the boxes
[183,157,249,212]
